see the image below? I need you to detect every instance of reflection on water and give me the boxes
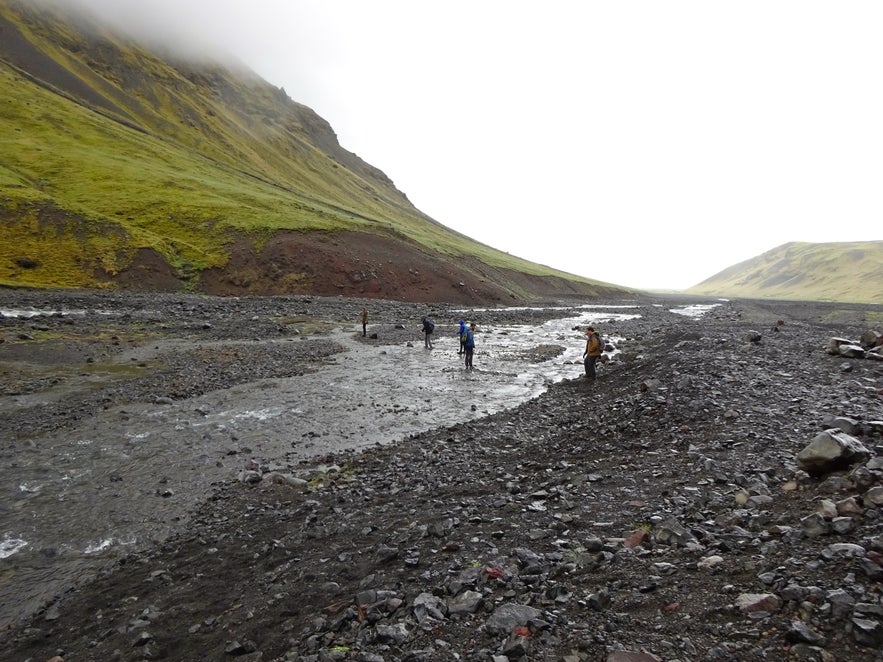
[0,535,28,559]
[0,303,646,628]
[0,308,117,318]
[455,304,641,313]
[669,303,722,318]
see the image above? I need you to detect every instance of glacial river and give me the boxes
[0,302,714,629]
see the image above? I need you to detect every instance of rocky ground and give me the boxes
[1,290,883,662]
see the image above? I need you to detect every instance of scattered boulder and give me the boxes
[859,330,882,349]
[654,518,698,547]
[828,330,883,359]
[796,429,871,476]
[735,593,782,613]
[485,604,541,635]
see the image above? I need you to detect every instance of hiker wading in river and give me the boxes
[421,316,435,349]
[463,322,476,369]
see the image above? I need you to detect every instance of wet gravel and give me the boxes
[2,290,883,661]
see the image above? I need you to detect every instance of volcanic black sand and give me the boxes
[1,290,882,662]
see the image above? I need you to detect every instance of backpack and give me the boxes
[425,318,435,333]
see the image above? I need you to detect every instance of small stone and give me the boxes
[698,555,724,570]
[735,593,782,613]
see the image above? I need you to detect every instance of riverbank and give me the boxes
[1,291,882,661]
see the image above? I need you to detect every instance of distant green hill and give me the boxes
[687,241,883,304]
[0,0,627,303]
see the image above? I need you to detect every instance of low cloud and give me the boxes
[30,0,243,66]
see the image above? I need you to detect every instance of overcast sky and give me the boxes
[68,0,883,290]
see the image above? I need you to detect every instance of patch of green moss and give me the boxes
[275,316,339,335]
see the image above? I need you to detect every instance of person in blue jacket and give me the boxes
[463,322,476,369]
[457,319,467,354]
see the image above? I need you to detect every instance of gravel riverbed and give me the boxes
[1,290,882,662]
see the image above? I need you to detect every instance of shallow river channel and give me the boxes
[0,302,707,630]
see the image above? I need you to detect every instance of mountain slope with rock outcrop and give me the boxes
[0,0,626,303]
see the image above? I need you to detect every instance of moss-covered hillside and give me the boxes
[687,241,883,305]
[0,0,626,302]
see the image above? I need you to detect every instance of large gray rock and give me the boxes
[735,593,782,613]
[839,344,867,358]
[796,429,871,476]
[852,617,883,647]
[827,337,855,354]
[412,592,447,622]
[800,512,830,538]
[865,486,883,507]
[654,518,698,547]
[374,622,409,645]
[859,329,882,349]
[447,590,483,615]
[823,416,860,435]
[485,604,541,635]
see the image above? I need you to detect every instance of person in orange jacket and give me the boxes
[583,326,603,380]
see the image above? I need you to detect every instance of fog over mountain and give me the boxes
[13,0,883,292]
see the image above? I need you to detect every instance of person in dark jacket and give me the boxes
[421,316,435,349]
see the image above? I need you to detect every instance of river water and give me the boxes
[0,301,713,629]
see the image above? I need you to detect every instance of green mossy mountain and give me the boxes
[687,241,883,305]
[0,0,627,303]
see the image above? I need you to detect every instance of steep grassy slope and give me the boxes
[0,0,626,302]
[687,241,883,304]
